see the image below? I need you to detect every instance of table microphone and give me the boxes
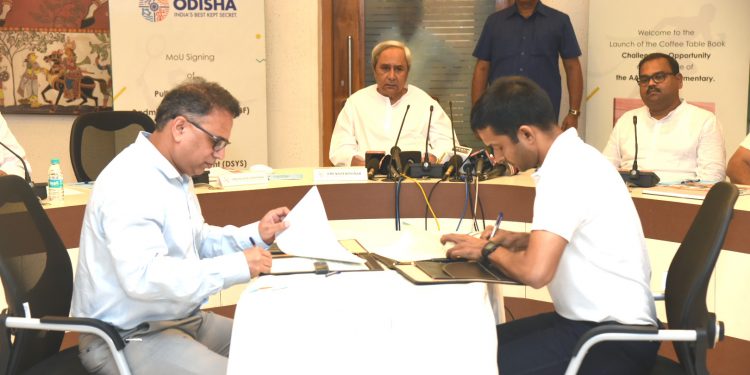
[442,101,462,181]
[409,105,443,178]
[0,140,47,199]
[389,104,410,179]
[365,151,385,180]
[423,105,433,168]
[619,116,660,187]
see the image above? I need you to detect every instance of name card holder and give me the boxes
[218,172,269,187]
[313,167,367,182]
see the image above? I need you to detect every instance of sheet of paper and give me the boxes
[275,186,365,264]
[358,229,448,261]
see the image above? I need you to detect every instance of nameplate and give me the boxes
[313,167,367,182]
[218,172,269,187]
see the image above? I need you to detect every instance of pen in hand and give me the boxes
[490,212,503,239]
[249,237,257,247]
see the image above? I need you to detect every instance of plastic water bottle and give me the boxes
[48,158,64,203]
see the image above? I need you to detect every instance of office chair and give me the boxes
[565,181,738,375]
[70,111,156,182]
[0,175,131,375]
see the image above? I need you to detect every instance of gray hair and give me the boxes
[371,40,412,71]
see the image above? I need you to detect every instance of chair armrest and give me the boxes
[40,316,126,350]
[4,315,131,375]
[564,325,697,375]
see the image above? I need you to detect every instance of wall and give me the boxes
[6,0,323,183]
[265,1,323,168]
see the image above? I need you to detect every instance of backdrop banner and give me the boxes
[109,0,267,167]
[586,0,750,158]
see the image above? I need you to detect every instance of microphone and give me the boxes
[442,154,462,181]
[423,105,433,167]
[0,140,47,199]
[632,115,640,173]
[390,145,403,178]
[463,149,490,174]
[409,105,442,178]
[442,101,463,181]
[365,151,385,180]
[389,104,410,179]
[619,116,660,187]
[482,161,508,180]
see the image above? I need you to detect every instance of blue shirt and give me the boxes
[473,1,581,116]
[72,132,263,329]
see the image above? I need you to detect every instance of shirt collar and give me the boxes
[375,84,410,107]
[532,127,578,182]
[507,1,549,19]
[135,131,184,182]
[649,99,685,122]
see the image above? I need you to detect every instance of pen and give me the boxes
[249,237,257,247]
[490,212,503,239]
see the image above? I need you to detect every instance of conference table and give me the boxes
[223,216,506,375]
[43,168,750,370]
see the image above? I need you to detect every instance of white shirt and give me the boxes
[72,132,261,330]
[0,113,31,179]
[329,84,457,166]
[532,128,656,325]
[603,100,725,183]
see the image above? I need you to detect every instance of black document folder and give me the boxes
[371,253,520,285]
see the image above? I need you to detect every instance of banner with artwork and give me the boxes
[109,0,267,167]
[0,0,112,114]
[586,0,750,157]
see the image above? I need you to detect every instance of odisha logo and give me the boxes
[140,0,170,22]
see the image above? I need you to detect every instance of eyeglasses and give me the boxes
[185,119,230,151]
[636,72,676,86]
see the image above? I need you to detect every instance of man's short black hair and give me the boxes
[638,52,680,74]
[470,76,556,142]
[154,77,241,130]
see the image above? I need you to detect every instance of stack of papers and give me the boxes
[275,186,365,264]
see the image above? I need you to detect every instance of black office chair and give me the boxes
[70,111,156,182]
[565,181,738,375]
[0,175,131,375]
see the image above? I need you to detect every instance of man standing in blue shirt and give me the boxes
[471,0,583,130]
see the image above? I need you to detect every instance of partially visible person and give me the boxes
[603,52,725,183]
[329,40,456,167]
[72,77,289,374]
[727,133,750,184]
[442,76,658,374]
[0,112,31,178]
[471,0,583,129]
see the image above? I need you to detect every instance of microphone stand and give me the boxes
[0,140,47,199]
[409,105,443,178]
[619,116,660,187]
[388,104,410,181]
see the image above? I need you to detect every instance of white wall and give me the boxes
[265,1,323,168]
[6,0,323,183]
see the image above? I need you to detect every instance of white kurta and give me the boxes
[603,100,725,183]
[329,84,457,166]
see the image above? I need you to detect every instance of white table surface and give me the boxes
[227,270,500,375]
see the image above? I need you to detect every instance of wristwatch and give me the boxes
[568,109,580,116]
[481,241,500,265]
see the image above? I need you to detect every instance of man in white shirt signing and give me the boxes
[603,52,725,183]
[72,77,290,374]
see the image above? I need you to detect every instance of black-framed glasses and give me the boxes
[185,119,230,151]
[636,72,676,86]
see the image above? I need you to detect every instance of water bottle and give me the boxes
[48,158,64,203]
